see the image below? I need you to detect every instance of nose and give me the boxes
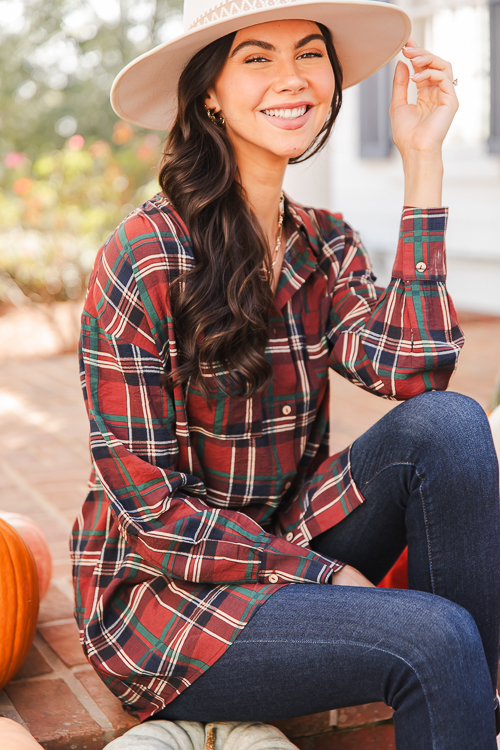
[273,58,307,95]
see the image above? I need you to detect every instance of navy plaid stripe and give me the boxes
[71,195,463,719]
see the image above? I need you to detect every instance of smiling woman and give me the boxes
[72,2,500,749]
[206,23,338,155]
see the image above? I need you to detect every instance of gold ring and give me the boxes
[452,78,458,86]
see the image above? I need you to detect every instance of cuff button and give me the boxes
[268,573,279,583]
[416,262,427,273]
[286,532,294,542]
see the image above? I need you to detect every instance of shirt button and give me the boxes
[416,262,427,273]
[286,532,294,542]
[282,404,292,416]
[268,573,279,583]
[284,481,291,490]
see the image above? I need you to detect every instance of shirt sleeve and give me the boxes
[326,207,464,399]
[80,224,343,587]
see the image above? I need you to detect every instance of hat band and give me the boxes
[189,0,302,30]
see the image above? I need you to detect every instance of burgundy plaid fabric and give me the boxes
[71,195,463,719]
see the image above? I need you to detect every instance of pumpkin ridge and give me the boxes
[0,522,18,686]
[0,518,39,689]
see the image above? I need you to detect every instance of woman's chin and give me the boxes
[258,133,318,160]
[275,143,315,160]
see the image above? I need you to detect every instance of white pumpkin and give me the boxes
[209,722,300,750]
[103,720,299,750]
[103,721,204,750]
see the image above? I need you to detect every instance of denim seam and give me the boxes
[233,637,437,749]
[359,460,437,594]
[417,466,437,594]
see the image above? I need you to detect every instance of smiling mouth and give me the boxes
[261,105,310,120]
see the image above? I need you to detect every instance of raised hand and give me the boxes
[390,37,459,207]
[391,36,459,160]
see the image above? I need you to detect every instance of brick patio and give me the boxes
[1,312,500,749]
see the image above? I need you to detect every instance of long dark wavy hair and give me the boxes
[159,23,343,399]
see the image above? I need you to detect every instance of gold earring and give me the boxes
[206,107,225,127]
[206,107,217,124]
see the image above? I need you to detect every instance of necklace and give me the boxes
[262,192,285,281]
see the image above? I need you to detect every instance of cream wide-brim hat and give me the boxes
[111,0,411,131]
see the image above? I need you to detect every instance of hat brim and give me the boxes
[111,0,411,131]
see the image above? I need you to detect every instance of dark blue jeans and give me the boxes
[155,392,500,749]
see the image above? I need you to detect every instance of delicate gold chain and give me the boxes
[262,192,285,280]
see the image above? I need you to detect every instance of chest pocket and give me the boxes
[302,298,331,385]
[186,375,263,442]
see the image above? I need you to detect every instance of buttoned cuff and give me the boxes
[258,537,344,585]
[392,207,448,281]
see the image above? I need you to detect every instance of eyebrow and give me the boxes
[230,33,326,57]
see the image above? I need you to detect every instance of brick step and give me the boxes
[271,706,394,750]
[0,583,139,749]
[0,584,395,749]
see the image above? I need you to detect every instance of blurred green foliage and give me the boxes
[0,0,181,154]
[0,0,181,305]
[0,135,160,303]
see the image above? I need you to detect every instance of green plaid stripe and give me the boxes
[71,195,463,720]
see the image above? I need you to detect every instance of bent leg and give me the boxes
[312,391,500,693]
[155,584,496,749]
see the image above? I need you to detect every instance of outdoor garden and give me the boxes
[0,0,180,353]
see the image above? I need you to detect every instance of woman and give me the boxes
[72,1,500,748]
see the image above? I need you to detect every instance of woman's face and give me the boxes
[205,19,335,163]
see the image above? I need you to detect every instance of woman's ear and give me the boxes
[205,88,220,113]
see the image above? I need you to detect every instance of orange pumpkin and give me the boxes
[0,718,43,749]
[0,513,52,600]
[0,518,39,690]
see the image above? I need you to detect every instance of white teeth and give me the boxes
[262,106,307,119]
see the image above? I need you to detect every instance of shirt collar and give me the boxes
[273,196,321,311]
[284,195,323,259]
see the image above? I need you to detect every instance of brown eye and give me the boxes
[245,56,270,64]
[297,51,323,60]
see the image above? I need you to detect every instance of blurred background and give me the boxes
[1,0,500,356]
[0,0,181,355]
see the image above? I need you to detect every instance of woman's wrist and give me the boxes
[402,151,444,209]
[330,564,376,588]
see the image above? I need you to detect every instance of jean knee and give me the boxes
[412,595,484,667]
[409,391,486,431]
[402,391,493,457]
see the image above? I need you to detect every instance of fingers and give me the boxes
[412,67,457,98]
[407,53,451,74]
[402,42,454,81]
[392,59,410,109]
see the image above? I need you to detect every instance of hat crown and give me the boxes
[184,0,300,32]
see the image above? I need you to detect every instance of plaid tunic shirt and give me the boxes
[71,194,463,719]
